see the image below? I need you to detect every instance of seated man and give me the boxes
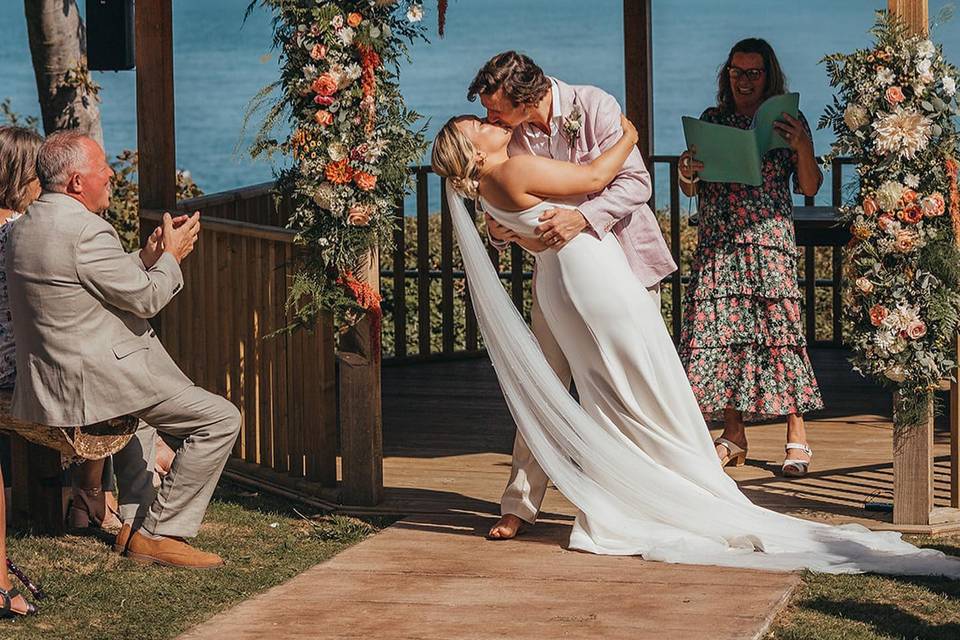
[6,130,241,568]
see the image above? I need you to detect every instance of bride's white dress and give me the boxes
[452,186,960,577]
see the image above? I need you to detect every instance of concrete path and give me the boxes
[178,514,798,640]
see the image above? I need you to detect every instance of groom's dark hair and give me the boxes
[468,51,550,106]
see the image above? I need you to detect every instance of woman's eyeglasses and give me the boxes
[728,66,765,82]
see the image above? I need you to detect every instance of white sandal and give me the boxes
[714,437,747,468]
[782,443,812,477]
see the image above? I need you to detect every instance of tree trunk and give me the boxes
[23,0,103,144]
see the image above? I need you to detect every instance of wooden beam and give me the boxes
[623,0,653,160]
[888,0,938,528]
[888,0,929,35]
[339,250,384,506]
[9,435,65,535]
[135,0,177,212]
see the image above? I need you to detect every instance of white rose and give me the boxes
[407,3,423,22]
[843,104,869,130]
[328,142,348,162]
[312,182,336,210]
[884,364,908,382]
[855,277,874,294]
[943,76,957,97]
[917,39,935,59]
[917,57,932,75]
[337,26,355,46]
[919,71,935,85]
[875,180,904,211]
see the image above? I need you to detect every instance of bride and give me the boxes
[430,113,960,577]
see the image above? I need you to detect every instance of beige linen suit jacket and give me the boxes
[6,192,192,426]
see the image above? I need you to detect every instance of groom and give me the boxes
[469,51,676,539]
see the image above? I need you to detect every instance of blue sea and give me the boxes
[2,0,959,210]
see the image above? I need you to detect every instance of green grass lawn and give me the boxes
[0,482,392,640]
[767,535,960,640]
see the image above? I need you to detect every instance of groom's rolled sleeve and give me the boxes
[577,94,653,239]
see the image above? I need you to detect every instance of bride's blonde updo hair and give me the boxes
[431,117,481,199]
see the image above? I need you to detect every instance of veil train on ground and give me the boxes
[446,184,960,578]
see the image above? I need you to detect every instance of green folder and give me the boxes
[681,92,800,186]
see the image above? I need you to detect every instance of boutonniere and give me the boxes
[561,105,583,143]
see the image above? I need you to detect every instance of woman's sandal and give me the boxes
[782,443,813,478]
[0,585,37,618]
[714,437,747,468]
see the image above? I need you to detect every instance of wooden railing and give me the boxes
[160,156,855,373]
[381,157,855,362]
[141,201,338,490]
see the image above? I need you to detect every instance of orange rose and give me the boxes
[353,171,377,191]
[314,110,334,126]
[877,215,894,231]
[310,43,327,60]
[900,188,918,205]
[311,73,338,97]
[347,204,373,226]
[898,205,923,224]
[347,12,363,27]
[885,86,905,105]
[325,159,354,184]
[863,196,879,215]
[869,304,889,327]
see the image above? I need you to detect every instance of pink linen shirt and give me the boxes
[506,78,677,288]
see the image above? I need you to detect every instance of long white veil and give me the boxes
[446,184,960,577]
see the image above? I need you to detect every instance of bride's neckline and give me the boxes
[478,194,549,216]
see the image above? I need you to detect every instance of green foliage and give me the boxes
[105,150,204,251]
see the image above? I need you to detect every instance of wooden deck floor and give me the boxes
[377,349,957,532]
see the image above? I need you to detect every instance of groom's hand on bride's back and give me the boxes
[536,208,587,250]
[485,213,519,243]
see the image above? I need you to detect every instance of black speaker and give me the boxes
[86,0,136,71]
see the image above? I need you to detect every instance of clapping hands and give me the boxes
[140,211,201,268]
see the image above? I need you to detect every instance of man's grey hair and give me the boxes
[36,130,92,191]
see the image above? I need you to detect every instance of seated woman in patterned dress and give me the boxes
[0,125,42,618]
[677,38,823,477]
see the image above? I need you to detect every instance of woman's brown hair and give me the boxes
[716,38,788,114]
[0,126,43,212]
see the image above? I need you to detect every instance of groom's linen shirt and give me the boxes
[507,78,677,288]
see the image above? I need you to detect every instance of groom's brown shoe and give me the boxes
[125,531,224,568]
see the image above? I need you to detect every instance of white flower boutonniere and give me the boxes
[561,105,583,143]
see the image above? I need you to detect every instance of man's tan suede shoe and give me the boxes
[125,531,224,568]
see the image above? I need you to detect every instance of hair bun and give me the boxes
[450,176,480,199]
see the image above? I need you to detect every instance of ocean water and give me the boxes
[1,0,959,210]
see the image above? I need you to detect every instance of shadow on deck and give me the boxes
[378,349,955,532]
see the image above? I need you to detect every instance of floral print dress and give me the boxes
[0,213,20,389]
[679,107,823,422]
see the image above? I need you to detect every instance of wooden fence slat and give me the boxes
[229,232,244,459]
[668,158,682,340]
[440,180,455,354]
[805,246,816,343]
[393,207,407,358]
[416,170,431,356]
[273,244,290,473]
[510,244,524,313]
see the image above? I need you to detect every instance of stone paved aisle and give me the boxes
[177,514,798,640]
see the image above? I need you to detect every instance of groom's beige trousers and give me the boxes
[500,284,661,523]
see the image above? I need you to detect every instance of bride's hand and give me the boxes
[619,114,639,146]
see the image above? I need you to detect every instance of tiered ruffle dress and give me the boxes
[679,107,823,421]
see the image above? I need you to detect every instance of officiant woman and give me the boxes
[677,37,823,478]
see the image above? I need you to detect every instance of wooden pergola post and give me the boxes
[135,0,177,213]
[623,0,654,160]
[887,0,960,530]
[338,251,383,506]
